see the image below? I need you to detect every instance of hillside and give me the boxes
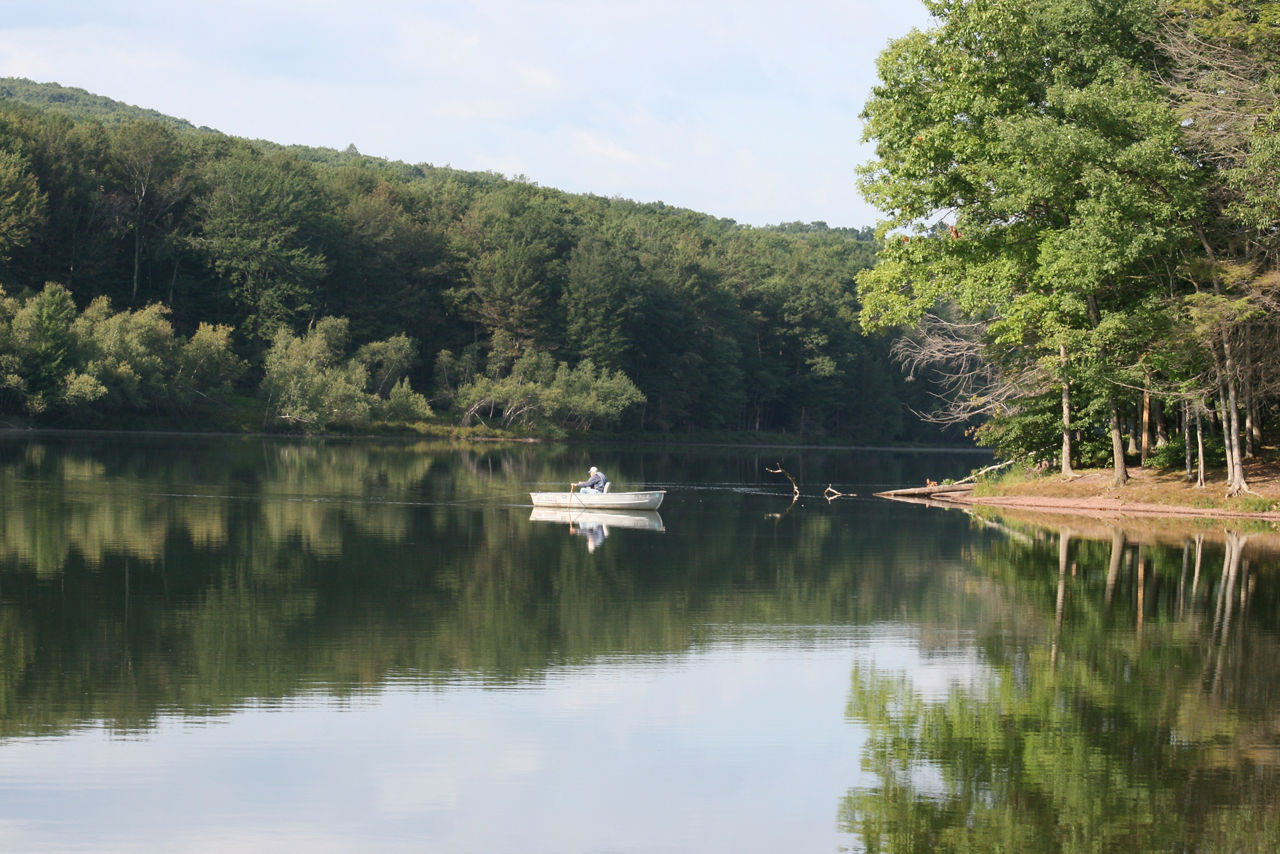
[0,77,206,132]
[0,78,947,441]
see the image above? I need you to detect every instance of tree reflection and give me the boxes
[0,435,980,739]
[843,516,1280,853]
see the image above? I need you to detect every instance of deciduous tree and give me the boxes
[858,0,1198,480]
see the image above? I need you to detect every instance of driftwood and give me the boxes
[876,459,1011,500]
[764,464,857,514]
[953,459,1015,485]
[765,463,800,519]
[766,464,799,496]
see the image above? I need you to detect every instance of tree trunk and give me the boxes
[1141,386,1151,466]
[1244,330,1256,458]
[1060,345,1074,478]
[1216,381,1235,486]
[132,217,143,303]
[1183,400,1193,481]
[1223,368,1247,494]
[1196,406,1207,488]
[1196,224,1248,495]
[1110,405,1128,486]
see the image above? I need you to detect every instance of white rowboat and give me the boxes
[529,490,665,510]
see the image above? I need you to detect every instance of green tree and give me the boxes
[0,81,959,442]
[9,282,79,413]
[193,146,330,346]
[453,347,643,432]
[376,377,432,423]
[172,321,245,408]
[70,296,176,412]
[108,120,189,303]
[260,317,431,431]
[261,317,369,430]
[563,228,643,372]
[446,181,573,353]
[1157,2,1280,493]
[322,167,453,345]
[355,333,417,397]
[857,0,1198,479]
[0,148,45,262]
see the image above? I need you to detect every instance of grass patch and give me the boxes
[1237,496,1280,513]
[971,465,1038,496]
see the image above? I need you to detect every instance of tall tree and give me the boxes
[857,0,1199,480]
[446,182,573,355]
[108,120,189,303]
[192,146,330,347]
[1156,2,1280,494]
[9,282,78,413]
[0,106,116,297]
[0,148,45,263]
[563,226,643,372]
[323,167,453,346]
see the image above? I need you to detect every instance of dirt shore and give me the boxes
[877,460,1280,548]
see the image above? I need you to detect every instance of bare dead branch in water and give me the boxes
[766,464,799,497]
[824,485,855,502]
[765,463,800,519]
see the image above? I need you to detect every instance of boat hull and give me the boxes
[529,490,665,510]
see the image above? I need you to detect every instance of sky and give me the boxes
[0,0,934,229]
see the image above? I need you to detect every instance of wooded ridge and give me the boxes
[0,76,956,441]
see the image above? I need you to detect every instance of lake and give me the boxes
[0,433,1277,853]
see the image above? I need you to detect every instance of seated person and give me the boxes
[573,466,608,493]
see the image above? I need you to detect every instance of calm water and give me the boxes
[1,433,1278,853]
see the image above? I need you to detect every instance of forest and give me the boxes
[856,0,1280,490]
[0,76,946,442]
[4,0,1276,468]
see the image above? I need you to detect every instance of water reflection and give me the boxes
[16,433,1280,850]
[0,433,982,739]
[529,508,665,552]
[842,512,1280,853]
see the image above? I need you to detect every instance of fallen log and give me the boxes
[875,483,973,498]
[953,459,1014,485]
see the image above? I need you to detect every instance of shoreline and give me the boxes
[877,476,1280,553]
[878,462,1280,524]
[879,484,1280,522]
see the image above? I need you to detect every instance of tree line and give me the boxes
[857,0,1280,490]
[0,79,947,440]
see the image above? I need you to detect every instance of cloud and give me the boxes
[568,129,659,169]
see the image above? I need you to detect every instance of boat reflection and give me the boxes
[529,507,665,530]
[529,508,666,552]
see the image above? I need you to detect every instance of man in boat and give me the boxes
[572,466,608,493]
